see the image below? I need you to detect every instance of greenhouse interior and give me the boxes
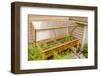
[28,15,88,60]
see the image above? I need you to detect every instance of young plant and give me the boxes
[28,43,43,60]
[53,49,72,60]
[41,42,51,49]
[82,43,88,58]
[53,51,62,59]
[64,35,73,42]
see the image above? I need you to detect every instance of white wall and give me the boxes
[0,0,100,76]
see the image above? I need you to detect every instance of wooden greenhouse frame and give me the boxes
[33,24,81,59]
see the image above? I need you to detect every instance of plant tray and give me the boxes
[39,37,80,59]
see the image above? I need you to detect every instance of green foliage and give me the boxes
[58,38,65,43]
[28,35,74,60]
[64,35,73,41]
[40,42,53,50]
[82,43,88,58]
[28,43,43,60]
[53,51,62,59]
[36,43,43,51]
[53,49,72,59]
[40,35,73,50]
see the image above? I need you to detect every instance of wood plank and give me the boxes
[73,20,87,25]
[35,26,68,31]
[43,38,79,52]
[42,38,80,59]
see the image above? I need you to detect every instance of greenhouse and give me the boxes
[28,15,88,60]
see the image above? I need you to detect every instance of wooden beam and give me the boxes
[35,26,68,31]
[70,20,88,25]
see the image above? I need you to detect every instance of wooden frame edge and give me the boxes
[11,2,98,74]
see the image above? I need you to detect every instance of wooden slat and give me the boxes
[42,38,80,59]
[42,38,79,52]
[35,26,68,31]
[72,20,87,25]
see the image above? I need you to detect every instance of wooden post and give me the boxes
[34,29,36,44]
[76,39,80,53]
